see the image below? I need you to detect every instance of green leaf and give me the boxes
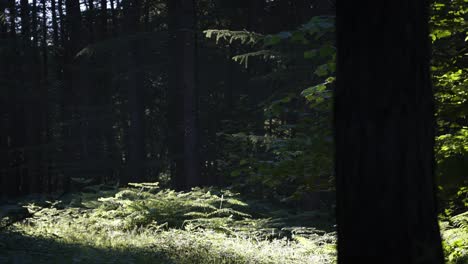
[314,64,328,77]
[319,45,335,58]
[304,50,317,59]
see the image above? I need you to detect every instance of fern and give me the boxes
[204,29,264,45]
[232,50,279,68]
[442,211,468,263]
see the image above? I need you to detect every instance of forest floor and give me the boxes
[0,183,467,264]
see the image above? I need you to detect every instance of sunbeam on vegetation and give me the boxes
[0,0,467,262]
[1,184,337,264]
[1,183,467,263]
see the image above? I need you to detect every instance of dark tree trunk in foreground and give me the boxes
[168,0,200,190]
[334,1,444,263]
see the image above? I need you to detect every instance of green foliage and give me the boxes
[431,0,468,212]
[1,185,467,263]
[94,186,255,232]
[442,211,468,264]
[0,185,337,263]
[443,186,468,217]
[205,16,336,205]
[437,128,468,159]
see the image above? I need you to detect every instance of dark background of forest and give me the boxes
[0,0,337,205]
[0,0,466,216]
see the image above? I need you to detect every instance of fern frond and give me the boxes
[232,50,277,68]
[204,29,264,45]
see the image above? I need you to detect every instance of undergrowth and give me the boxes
[0,183,336,263]
[1,182,467,263]
[441,211,468,264]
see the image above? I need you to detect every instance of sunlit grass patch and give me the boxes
[1,184,337,263]
[1,184,467,263]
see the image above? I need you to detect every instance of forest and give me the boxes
[0,0,467,263]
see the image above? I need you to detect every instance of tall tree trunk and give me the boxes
[8,0,16,36]
[143,0,149,31]
[40,0,49,192]
[120,0,145,184]
[168,0,200,190]
[4,0,16,197]
[51,0,60,46]
[65,0,82,57]
[87,0,95,42]
[41,0,47,78]
[61,0,82,192]
[0,5,7,199]
[20,0,30,39]
[0,108,6,201]
[31,0,38,48]
[122,0,139,33]
[0,2,6,38]
[99,0,107,38]
[334,1,444,262]
[20,0,36,194]
[124,45,146,183]
[109,0,117,35]
[57,0,65,47]
[167,0,184,189]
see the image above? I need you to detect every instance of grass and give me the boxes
[0,183,336,264]
[0,183,466,263]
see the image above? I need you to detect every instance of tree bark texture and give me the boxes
[334,1,444,263]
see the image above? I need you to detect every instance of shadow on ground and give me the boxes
[0,229,173,264]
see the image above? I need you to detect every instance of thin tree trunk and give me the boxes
[109,0,117,35]
[0,114,6,200]
[87,0,96,43]
[143,0,149,31]
[41,0,48,78]
[31,0,38,48]
[57,0,65,47]
[0,2,6,38]
[61,0,82,192]
[0,4,7,198]
[20,0,30,39]
[8,0,16,36]
[99,0,107,38]
[334,1,444,262]
[119,0,145,184]
[168,0,200,190]
[40,0,49,192]
[51,0,60,46]
[65,0,82,57]
[125,46,146,183]
[167,0,184,189]
[4,0,17,197]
